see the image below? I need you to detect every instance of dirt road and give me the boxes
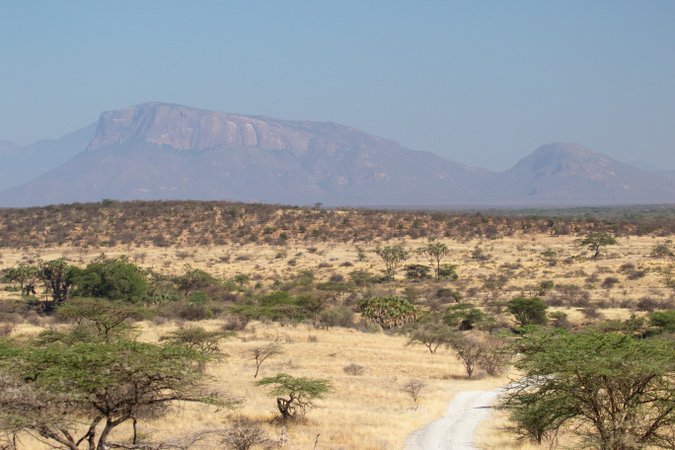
[404,388,503,450]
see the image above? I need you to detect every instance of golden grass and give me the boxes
[12,319,508,449]
[2,232,674,448]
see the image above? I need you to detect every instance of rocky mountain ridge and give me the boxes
[0,103,672,207]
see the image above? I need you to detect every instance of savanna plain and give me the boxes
[1,201,675,450]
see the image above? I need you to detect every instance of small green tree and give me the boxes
[580,232,617,259]
[407,320,455,353]
[506,297,548,327]
[540,249,557,263]
[648,309,675,334]
[417,242,451,278]
[160,326,233,353]
[256,373,332,421]
[173,264,220,296]
[357,296,421,329]
[67,257,148,304]
[56,297,152,342]
[443,303,487,330]
[1,265,39,295]
[505,332,675,449]
[652,244,673,258]
[375,245,409,281]
[404,264,431,281]
[234,274,251,288]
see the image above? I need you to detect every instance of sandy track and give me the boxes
[405,388,503,450]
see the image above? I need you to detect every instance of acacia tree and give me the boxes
[407,320,454,353]
[417,242,450,278]
[506,297,548,327]
[580,232,617,259]
[443,303,487,330]
[248,344,283,378]
[505,332,675,449]
[446,333,486,379]
[375,245,409,281]
[1,266,39,295]
[0,339,227,450]
[256,373,332,421]
[160,326,233,353]
[57,297,153,342]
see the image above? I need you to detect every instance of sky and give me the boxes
[0,0,673,171]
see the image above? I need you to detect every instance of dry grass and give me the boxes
[12,319,508,449]
[2,231,675,448]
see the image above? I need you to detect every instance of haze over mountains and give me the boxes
[0,103,673,208]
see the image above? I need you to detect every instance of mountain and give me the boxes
[627,160,675,183]
[490,143,675,205]
[0,123,97,191]
[0,103,672,207]
[0,103,490,207]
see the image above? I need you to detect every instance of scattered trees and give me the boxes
[1,266,39,295]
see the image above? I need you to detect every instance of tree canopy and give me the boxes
[580,232,618,258]
[0,338,226,450]
[67,257,148,303]
[506,297,548,327]
[505,331,675,449]
[256,373,332,420]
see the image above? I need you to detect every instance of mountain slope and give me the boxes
[0,123,97,191]
[0,103,491,207]
[0,104,673,207]
[490,143,675,205]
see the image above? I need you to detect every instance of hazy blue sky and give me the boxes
[1,1,673,171]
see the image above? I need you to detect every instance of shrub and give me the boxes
[649,310,675,333]
[601,276,620,289]
[637,297,661,312]
[343,363,365,376]
[436,288,463,302]
[357,296,422,329]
